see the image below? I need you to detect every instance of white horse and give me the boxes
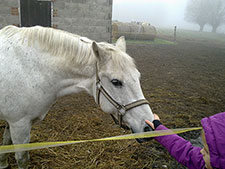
[0,25,154,169]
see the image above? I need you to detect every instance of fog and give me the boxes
[112,0,225,33]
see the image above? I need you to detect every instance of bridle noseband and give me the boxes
[95,64,149,128]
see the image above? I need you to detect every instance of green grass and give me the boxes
[113,38,176,45]
[126,38,176,45]
[157,27,225,44]
[113,28,225,45]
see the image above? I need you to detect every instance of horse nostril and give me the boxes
[142,125,153,142]
[144,125,152,132]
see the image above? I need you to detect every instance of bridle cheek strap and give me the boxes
[96,80,149,128]
[95,63,149,128]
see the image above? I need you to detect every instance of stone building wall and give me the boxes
[0,0,112,42]
[0,0,20,28]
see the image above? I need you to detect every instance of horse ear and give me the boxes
[92,41,108,63]
[115,36,126,52]
[92,41,100,58]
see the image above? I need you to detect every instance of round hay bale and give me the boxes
[112,23,118,41]
[112,21,157,41]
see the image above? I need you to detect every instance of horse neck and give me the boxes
[55,64,96,98]
[1,28,97,99]
[23,39,97,97]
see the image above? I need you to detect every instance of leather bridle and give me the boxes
[95,64,149,128]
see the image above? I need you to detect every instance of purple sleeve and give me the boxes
[155,125,205,169]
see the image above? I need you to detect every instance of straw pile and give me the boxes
[0,92,172,169]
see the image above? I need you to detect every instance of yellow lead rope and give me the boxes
[0,127,202,154]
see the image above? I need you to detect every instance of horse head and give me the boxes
[91,37,154,142]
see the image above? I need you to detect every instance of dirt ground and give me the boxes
[1,36,225,169]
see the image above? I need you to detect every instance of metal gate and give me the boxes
[20,0,51,27]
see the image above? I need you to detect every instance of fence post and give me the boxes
[174,26,177,41]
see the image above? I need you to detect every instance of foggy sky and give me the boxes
[112,0,225,33]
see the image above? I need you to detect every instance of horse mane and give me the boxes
[0,25,135,69]
[0,25,96,65]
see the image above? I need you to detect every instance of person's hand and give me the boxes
[145,114,160,130]
[153,114,160,120]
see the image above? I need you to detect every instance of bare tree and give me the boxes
[185,0,210,31]
[185,0,225,33]
[207,0,225,33]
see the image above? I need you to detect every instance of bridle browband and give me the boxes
[95,63,149,128]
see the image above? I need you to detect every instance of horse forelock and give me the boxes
[0,25,96,66]
[98,42,136,71]
[113,50,136,70]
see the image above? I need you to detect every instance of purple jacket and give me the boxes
[155,112,225,169]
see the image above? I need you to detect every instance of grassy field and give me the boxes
[157,27,225,44]
[114,28,225,46]
[112,38,176,45]
[126,38,176,45]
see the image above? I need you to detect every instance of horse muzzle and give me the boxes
[132,123,153,143]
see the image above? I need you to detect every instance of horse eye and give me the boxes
[111,79,123,87]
